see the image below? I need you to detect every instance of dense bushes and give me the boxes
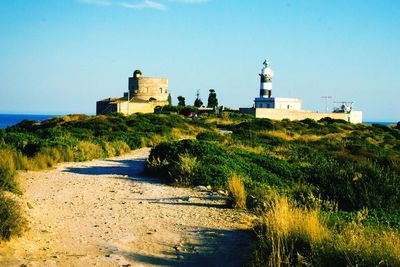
[146,140,298,189]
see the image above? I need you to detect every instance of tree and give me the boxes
[167,93,172,105]
[207,89,218,109]
[177,96,186,107]
[194,90,203,107]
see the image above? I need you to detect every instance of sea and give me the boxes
[0,114,397,129]
[0,114,58,129]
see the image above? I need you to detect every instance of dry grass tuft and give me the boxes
[227,174,247,209]
[251,195,400,266]
[112,141,131,156]
[0,150,19,193]
[262,130,297,141]
[0,192,27,240]
[230,144,266,155]
[174,153,198,185]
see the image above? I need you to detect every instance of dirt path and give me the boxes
[0,148,255,267]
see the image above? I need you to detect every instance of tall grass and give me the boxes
[74,141,104,162]
[0,150,19,193]
[227,174,247,209]
[250,196,400,267]
[0,192,26,240]
[173,153,198,185]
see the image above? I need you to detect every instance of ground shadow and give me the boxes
[63,158,158,181]
[129,196,227,209]
[104,227,254,267]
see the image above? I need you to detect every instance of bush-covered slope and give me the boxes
[146,116,400,266]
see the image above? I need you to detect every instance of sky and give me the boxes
[0,0,399,121]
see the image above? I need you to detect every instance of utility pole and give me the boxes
[321,96,332,113]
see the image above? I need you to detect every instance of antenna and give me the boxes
[321,96,332,112]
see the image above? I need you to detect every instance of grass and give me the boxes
[227,174,247,209]
[250,195,400,267]
[0,150,19,193]
[0,192,26,240]
[173,153,198,185]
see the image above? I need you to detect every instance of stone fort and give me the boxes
[96,70,170,115]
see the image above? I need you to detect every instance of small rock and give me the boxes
[193,186,208,191]
[177,255,184,260]
[206,185,212,190]
[217,190,228,196]
[182,197,189,201]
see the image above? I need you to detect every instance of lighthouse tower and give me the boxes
[259,59,274,98]
[254,59,302,110]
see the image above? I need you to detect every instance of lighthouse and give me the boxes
[259,59,274,98]
[254,59,302,110]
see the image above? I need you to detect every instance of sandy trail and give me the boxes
[0,148,254,267]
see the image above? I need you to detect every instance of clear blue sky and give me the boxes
[0,0,399,121]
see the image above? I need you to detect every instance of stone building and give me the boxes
[240,60,363,123]
[96,70,170,115]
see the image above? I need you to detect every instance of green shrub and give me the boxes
[196,131,225,142]
[0,192,26,240]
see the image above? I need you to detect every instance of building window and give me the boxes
[160,88,163,93]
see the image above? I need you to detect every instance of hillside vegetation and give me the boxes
[0,113,212,240]
[146,114,400,266]
[2,112,400,265]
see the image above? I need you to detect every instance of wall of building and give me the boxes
[239,108,363,123]
[274,98,302,110]
[115,101,156,114]
[129,77,169,101]
[254,97,302,110]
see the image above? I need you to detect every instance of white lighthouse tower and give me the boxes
[259,59,274,98]
[254,59,302,110]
